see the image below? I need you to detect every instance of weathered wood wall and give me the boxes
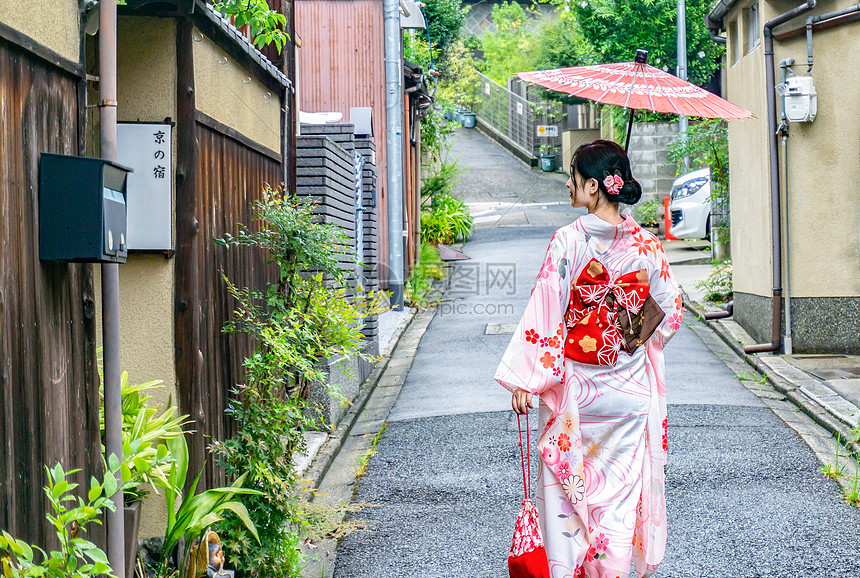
[0,40,101,547]
[177,113,282,489]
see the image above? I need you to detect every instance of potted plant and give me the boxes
[538,145,556,172]
[460,110,477,129]
[146,429,261,578]
[98,362,189,578]
[635,199,661,235]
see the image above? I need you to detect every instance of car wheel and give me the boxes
[705,214,711,240]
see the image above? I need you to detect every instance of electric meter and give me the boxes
[784,75,817,123]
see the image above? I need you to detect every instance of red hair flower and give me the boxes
[603,174,624,195]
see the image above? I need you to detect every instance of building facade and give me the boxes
[709,0,860,353]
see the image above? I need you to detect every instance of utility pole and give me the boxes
[384,0,404,309]
[677,0,689,170]
[99,0,125,576]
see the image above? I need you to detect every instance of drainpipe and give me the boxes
[705,12,727,45]
[98,0,125,576]
[744,0,817,355]
[779,58,794,355]
[704,301,733,320]
[805,4,860,73]
[709,30,727,45]
[384,0,405,309]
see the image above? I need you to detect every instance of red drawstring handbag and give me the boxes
[508,413,551,578]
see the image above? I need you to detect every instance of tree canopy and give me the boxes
[476,0,724,87]
[566,0,722,86]
[423,0,468,63]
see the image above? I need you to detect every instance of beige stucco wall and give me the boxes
[725,0,773,298]
[725,0,860,299]
[0,0,80,63]
[95,16,179,539]
[562,129,601,176]
[775,8,860,297]
[193,28,282,153]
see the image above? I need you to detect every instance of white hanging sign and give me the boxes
[484,82,491,95]
[536,125,558,137]
[516,102,524,115]
[117,123,173,250]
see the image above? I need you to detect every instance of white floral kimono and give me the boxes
[496,213,682,578]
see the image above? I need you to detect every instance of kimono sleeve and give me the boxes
[649,240,683,347]
[494,234,569,396]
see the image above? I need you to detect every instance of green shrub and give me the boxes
[213,187,389,577]
[405,244,447,307]
[421,161,462,199]
[210,385,307,578]
[421,192,472,245]
[635,199,659,227]
[0,461,122,578]
[696,261,733,302]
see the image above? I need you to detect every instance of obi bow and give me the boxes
[563,258,650,366]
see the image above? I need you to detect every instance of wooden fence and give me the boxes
[0,40,103,549]
[176,112,282,489]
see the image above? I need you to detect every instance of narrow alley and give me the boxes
[332,129,860,577]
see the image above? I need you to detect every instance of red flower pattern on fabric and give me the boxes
[662,416,669,451]
[525,329,539,344]
[631,234,650,256]
[660,258,671,281]
[557,433,572,452]
[540,352,556,369]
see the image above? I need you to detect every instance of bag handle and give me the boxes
[516,412,531,500]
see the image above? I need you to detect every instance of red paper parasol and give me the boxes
[517,50,753,150]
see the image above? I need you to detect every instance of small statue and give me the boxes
[186,530,234,578]
[206,541,228,577]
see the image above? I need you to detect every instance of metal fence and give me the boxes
[472,72,597,161]
[473,72,536,157]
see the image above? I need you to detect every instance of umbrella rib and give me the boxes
[642,66,656,111]
[595,66,632,105]
[644,67,682,116]
[623,65,642,109]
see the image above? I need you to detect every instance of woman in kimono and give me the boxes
[496,140,682,578]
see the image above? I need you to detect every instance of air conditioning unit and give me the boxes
[784,75,817,123]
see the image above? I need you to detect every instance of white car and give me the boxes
[668,168,711,239]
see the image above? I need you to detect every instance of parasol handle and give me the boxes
[624,107,635,152]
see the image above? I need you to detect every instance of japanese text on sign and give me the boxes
[117,123,173,250]
[536,125,558,137]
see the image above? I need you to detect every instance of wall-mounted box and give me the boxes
[350,107,373,138]
[117,123,173,250]
[39,153,132,263]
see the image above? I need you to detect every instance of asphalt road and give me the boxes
[334,129,860,578]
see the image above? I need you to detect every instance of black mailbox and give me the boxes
[39,153,132,263]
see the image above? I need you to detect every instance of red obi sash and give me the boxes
[563,258,650,366]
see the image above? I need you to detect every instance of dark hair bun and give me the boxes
[615,178,642,205]
[570,139,642,206]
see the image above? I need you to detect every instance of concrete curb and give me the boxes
[682,295,860,458]
[300,304,439,578]
[303,307,419,492]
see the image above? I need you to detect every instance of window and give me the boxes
[730,19,740,65]
[748,2,760,52]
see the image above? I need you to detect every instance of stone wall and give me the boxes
[297,124,379,423]
[627,122,679,204]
